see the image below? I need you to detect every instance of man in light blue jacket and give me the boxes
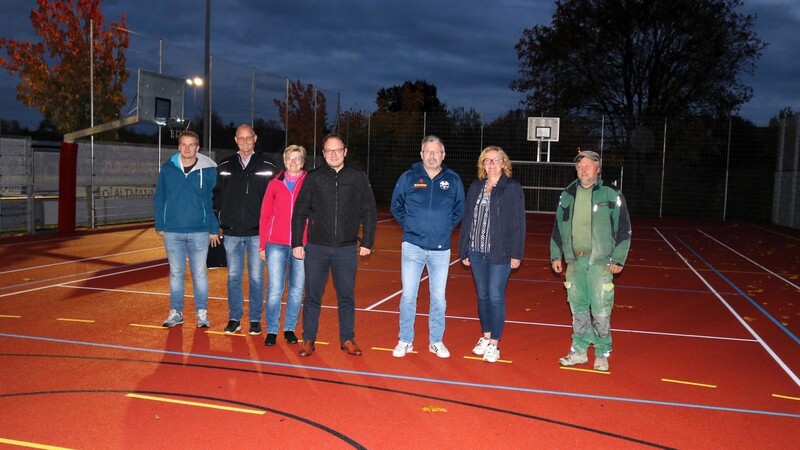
[390,135,465,358]
[154,131,220,328]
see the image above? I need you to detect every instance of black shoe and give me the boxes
[284,330,299,344]
[264,333,277,346]
[249,322,262,335]
[223,320,241,334]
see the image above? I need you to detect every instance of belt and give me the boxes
[574,251,589,257]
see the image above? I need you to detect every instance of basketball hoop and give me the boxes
[166,117,191,139]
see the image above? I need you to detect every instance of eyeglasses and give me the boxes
[482,157,502,165]
[423,150,444,156]
[236,135,255,143]
[323,148,345,155]
[286,156,304,162]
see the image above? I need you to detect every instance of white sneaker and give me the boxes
[392,340,413,357]
[162,309,184,327]
[429,342,450,359]
[594,355,609,371]
[197,309,210,328]
[472,337,491,355]
[483,344,500,363]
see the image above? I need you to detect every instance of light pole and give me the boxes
[186,77,203,106]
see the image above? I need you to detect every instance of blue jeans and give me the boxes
[163,232,210,312]
[302,243,357,343]
[468,252,511,340]
[398,241,451,344]
[223,235,264,322]
[265,243,304,334]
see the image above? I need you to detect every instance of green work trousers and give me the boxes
[564,256,614,356]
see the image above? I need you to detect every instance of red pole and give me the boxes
[58,141,79,234]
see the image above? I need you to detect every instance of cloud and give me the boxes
[2,0,797,128]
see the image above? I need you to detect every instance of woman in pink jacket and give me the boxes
[259,145,308,347]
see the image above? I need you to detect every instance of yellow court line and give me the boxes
[125,393,265,415]
[301,340,329,345]
[205,330,248,337]
[0,315,22,318]
[130,323,172,329]
[0,437,74,450]
[772,393,800,401]
[559,366,610,375]
[371,347,418,354]
[55,318,95,323]
[463,355,512,364]
[661,378,717,388]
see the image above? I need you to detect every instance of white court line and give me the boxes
[60,284,228,301]
[655,227,800,388]
[366,308,758,343]
[4,255,762,346]
[53,281,763,344]
[0,247,164,275]
[698,229,800,291]
[364,258,462,310]
[749,223,800,241]
[0,262,167,298]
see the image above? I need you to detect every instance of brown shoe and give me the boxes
[340,339,362,356]
[299,340,315,357]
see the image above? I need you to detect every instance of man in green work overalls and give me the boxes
[550,150,631,371]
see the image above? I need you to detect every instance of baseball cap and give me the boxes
[574,150,601,163]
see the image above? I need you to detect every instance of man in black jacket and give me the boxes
[213,124,279,336]
[291,133,377,357]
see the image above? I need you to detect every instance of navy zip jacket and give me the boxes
[459,175,526,264]
[212,151,279,236]
[390,161,465,250]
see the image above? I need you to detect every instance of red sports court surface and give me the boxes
[1,212,799,449]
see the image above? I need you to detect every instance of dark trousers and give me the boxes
[301,243,358,343]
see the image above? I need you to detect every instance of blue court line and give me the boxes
[674,236,800,345]
[2,332,798,420]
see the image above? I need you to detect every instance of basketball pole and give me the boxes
[202,0,211,154]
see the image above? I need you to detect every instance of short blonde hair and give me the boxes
[283,144,307,160]
[476,146,512,180]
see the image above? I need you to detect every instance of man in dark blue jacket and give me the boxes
[212,124,279,336]
[291,133,377,357]
[390,135,465,358]
[154,131,220,328]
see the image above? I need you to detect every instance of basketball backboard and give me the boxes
[527,117,560,142]
[137,69,186,126]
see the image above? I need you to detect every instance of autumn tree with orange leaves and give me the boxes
[0,0,128,135]
[274,80,328,151]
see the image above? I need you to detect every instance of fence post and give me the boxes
[723,116,732,221]
[660,118,667,218]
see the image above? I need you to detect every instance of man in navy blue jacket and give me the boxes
[390,135,465,358]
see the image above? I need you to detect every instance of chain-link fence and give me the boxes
[0,113,793,236]
[1,31,796,235]
[345,112,780,222]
